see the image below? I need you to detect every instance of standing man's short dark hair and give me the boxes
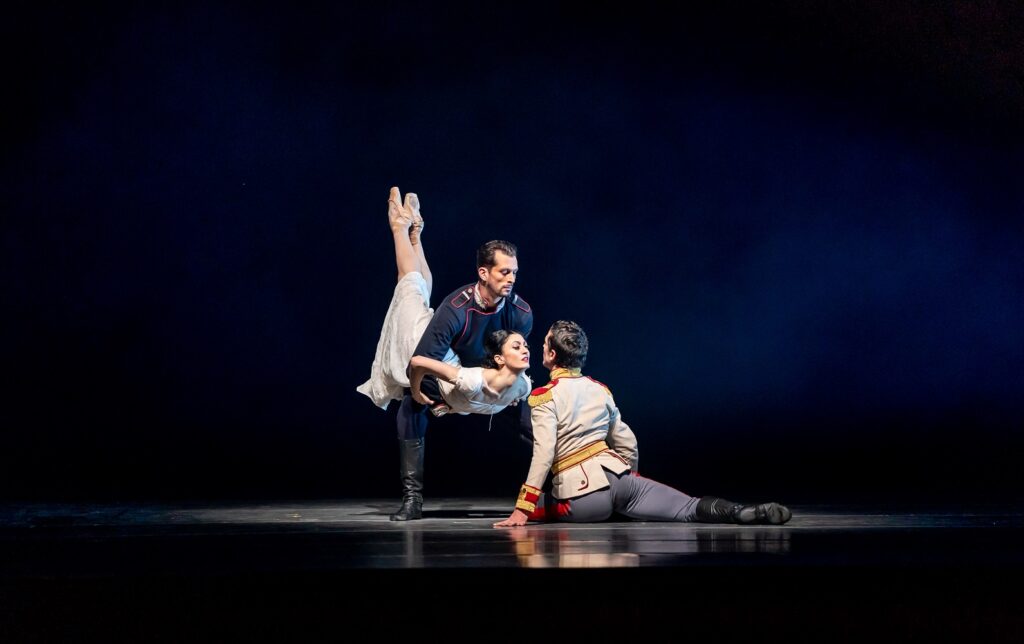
[477,240,518,270]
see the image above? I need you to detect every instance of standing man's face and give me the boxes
[478,250,518,301]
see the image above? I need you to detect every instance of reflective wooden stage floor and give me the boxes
[3,500,1023,641]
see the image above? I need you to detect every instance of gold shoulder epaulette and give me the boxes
[528,381,559,407]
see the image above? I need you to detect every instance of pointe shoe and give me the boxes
[388,192,413,233]
[406,192,424,244]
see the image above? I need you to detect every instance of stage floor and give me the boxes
[3,499,1024,572]
[3,500,1023,640]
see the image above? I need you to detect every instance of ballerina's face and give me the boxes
[496,333,530,371]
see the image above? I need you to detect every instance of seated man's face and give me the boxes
[542,331,556,370]
[479,251,518,300]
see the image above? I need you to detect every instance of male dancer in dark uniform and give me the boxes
[390,210,533,521]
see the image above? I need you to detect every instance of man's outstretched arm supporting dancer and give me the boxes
[495,320,792,527]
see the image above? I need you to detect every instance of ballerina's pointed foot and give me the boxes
[406,192,424,243]
[388,186,413,232]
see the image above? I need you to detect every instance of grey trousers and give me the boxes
[544,470,701,522]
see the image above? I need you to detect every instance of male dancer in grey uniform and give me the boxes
[495,320,791,526]
[388,190,533,521]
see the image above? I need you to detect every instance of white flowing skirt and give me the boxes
[356,272,452,409]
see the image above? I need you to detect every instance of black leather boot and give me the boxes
[390,438,424,521]
[695,496,791,525]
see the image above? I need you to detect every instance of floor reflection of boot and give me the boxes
[402,526,423,567]
[696,528,791,554]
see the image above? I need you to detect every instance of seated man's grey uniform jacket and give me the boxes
[515,367,639,513]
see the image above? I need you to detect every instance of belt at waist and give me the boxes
[552,440,609,475]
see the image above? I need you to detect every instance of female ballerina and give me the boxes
[357,188,533,417]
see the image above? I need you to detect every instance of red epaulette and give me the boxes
[528,379,560,407]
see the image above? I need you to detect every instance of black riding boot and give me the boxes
[390,438,425,521]
[695,496,792,525]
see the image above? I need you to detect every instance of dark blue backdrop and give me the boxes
[4,2,1022,503]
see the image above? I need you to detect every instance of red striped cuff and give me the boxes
[515,484,542,513]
